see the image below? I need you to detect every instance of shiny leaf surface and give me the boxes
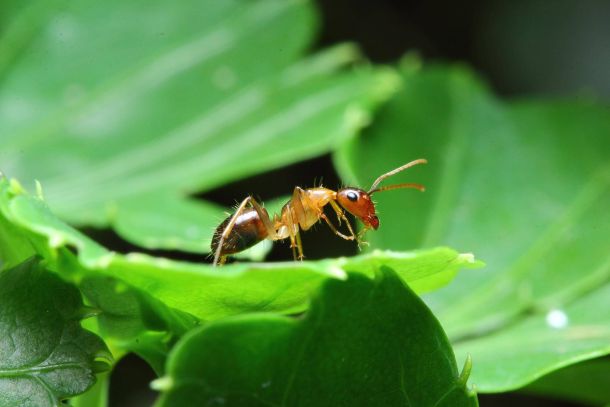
[155,269,478,407]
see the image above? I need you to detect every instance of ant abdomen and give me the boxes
[211,208,269,255]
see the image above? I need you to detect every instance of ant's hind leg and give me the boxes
[283,205,300,261]
[295,230,304,260]
[212,196,276,266]
[213,196,252,266]
[249,198,278,240]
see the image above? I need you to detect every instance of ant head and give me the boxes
[337,158,428,231]
[337,188,379,230]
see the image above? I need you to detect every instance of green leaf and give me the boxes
[523,358,610,406]
[334,62,610,391]
[454,283,610,392]
[1,0,397,256]
[103,248,480,319]
[0,258,112,407]
[0,176,480,321]
[70,372,110,407]
[78,273,199,375]
[154,268,478,407]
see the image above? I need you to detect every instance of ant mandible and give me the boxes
[211,158,427,266]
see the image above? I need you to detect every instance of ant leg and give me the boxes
[291,187,309,227]
[212,196,276,266]
[328,200,368,249]
[328,200,344,226]
[289,187,309,260]
[320,213,355,241]
[284,205,299,261]
[329,201,357,239]
[213,196,252,266]
[249,198,278,240]
[295,230,304,260]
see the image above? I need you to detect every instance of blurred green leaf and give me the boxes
[154,268,478,407]
[0,258,112,407]
[335,62,610,391]
[523,358,610,406]
[454,284,610,392]
[0,176,480,321]
[0,0,397,256]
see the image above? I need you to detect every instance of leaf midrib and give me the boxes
[0,361,85,377]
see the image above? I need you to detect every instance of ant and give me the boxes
[211,158,427,266]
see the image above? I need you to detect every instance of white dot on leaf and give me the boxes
[546,309,568,329]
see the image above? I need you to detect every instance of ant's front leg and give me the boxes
[356,228,370,250]
[320,213,355,241]
[328,200,369,250]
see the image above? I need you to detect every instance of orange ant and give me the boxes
[211,158,427,266]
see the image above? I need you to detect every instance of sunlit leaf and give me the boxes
[154,269,478,407]
[0,0,397,256]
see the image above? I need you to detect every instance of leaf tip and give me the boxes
[374,67,402,99]
[151,376,174,392]
[343,105,372,133]
[457,252,485,268]
[35,180,45,200]
[326,263,348,280]
[49,232,66,248]
[458,353,473,387]
[9,178,25,195]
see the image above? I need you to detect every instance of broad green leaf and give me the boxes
[0,176,481,321]
[454,283,610,392]
[0,0,397,256]
[0,258,112,407]
[154,268,478,407]
[334,62,610,390]
[103,248,479,319]
[523,358,610,406]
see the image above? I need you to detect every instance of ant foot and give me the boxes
[356,240,370,250]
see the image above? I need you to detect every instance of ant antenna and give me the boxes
[368,158,427,194]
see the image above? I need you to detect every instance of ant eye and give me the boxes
[346,191,358,202]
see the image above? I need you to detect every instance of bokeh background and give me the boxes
[2,0,607,405]
[105,1,610,406]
